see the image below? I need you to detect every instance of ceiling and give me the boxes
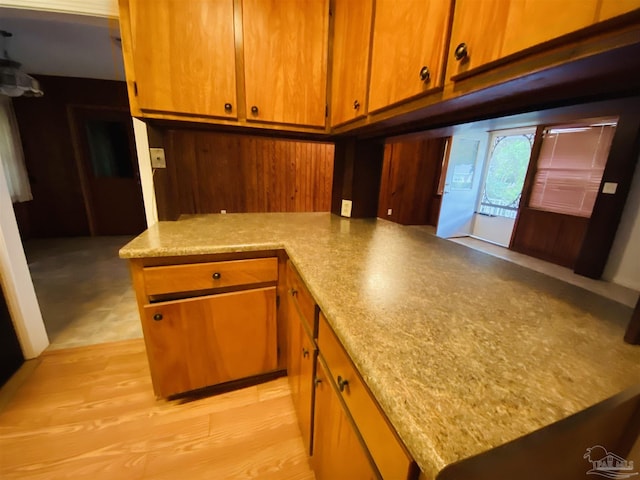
[0,7,124,81]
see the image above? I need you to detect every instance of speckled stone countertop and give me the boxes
[120,212,640,479]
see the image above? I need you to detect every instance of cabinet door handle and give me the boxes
[314,377,322,386]
[289,288,298,297]
[250,105,259,115]
[454,42,468,61]
[212,272,221,280]
[419,66,430,83]
[302,347,309,358]
[153,313,163,321]
[353,100,360,110]
[337,375,348,392]
[224,102,233,112]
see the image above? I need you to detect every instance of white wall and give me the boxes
[0,0,117,17]
[603,154,640,291]
[0,153,48,358]
[133,118,158,227]
[472,214,515,247]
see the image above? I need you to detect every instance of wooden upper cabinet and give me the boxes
[330,0,373,127]
[242,0,329,127]
[447,0,640,79]
[125,0,237,118]
[368,0,452,113]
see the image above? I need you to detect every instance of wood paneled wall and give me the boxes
[162,130,334,215]
[377,138,445,225]
[511,208,589,268]
[11,75,130,238]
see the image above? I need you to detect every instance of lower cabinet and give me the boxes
[312,357,379,480]
[143,287,277,397]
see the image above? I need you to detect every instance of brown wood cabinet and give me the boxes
[242,0,329,127]
[368,0,452,113]
[312,357,379,480]
[329,0,373,127]
[129,255,279,398]
[447,0,640,79]
[316,312,417,480]
[121,0,237,118]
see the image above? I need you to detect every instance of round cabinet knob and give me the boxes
[454,42,469,61]
[353,100,360,110]
[302,347,309,358]
[250,105,259,115]
[419,66,430,83]
[153,313,163,321]
[212,272,221,280]
[224,103,232,112]
[337,375,349,392]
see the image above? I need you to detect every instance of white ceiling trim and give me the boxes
[0,0,117,18]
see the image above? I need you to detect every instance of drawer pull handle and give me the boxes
[153,313,163,321]
[314,377,322,386]
[337,375,348,392]
[290,288,298,297]
[302,347,309,358]
[212,272,221,280]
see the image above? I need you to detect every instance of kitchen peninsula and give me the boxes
[119,212,640,479]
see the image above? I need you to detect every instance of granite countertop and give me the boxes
[120,212,640,479]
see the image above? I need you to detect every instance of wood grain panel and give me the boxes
[311,357,379,480]
[377,138,445,225]
[330,0,373,126]
[143,257,278,296]
[242,0,329,126]
[165,130,334,214]
[511,207,589,268]
[128,0,237,118]
[0,341,314,480]
[368,0,452,112]
[599,0,640,20]
[142,288,277,397]
[317,313,417,480]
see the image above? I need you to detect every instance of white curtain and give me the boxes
[0,96,32,203]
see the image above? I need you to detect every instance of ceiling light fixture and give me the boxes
[0,30,43,98]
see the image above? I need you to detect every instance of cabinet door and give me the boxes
[368,0,452,113]
[312,359,378,480]
[287,295,316,455]
[447,0,639,79]
[142,287,277,397]
[242,0,329,127]
[330,0,373,127]
[127,0,237,118]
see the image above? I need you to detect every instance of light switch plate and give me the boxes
[149,148,166,168]
[602,182,618,194]
[341,199,352,217]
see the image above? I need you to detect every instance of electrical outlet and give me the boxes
[220,209,227,214]
[341,199,352,217]
[387,208,393,216]
[602,182,618,194]
[149,148,166,168]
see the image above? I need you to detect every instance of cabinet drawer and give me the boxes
[286,261,316,336]
[318,312,416,480]
[143,257,278,296]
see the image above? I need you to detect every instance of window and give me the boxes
[529,121,616,218]
[478,129,534,219]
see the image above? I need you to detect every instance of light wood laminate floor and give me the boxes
[0,339,315,480]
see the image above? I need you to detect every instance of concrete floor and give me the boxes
[23,236,142,350]
[22,233,638,352]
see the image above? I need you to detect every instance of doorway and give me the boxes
[472,128,535,246]
[70,107,146,236]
